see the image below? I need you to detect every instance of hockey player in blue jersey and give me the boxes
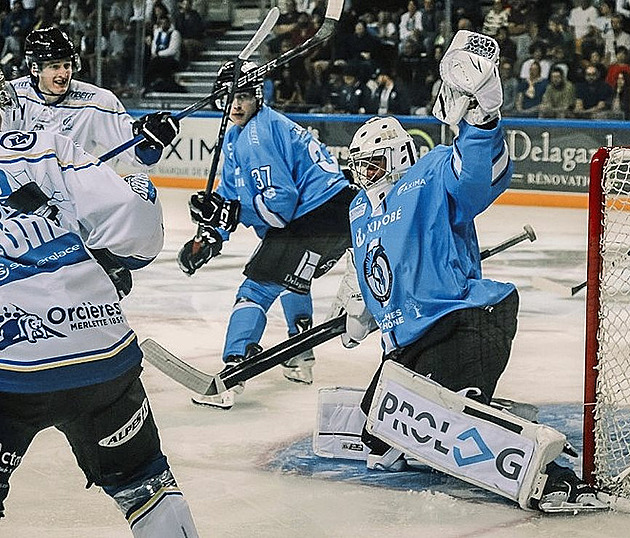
[177,60,355,407]
[337,30,607,513]
[0,84,199,534]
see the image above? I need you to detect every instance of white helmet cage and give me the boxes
[348,117,418,191]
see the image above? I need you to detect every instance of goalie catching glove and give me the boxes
[189,191,240,232]
[177,227,223,275]
[432,30,503,126]
[132,111,180,151]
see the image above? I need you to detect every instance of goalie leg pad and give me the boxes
[366,360,566,509]
[313,386,370,461]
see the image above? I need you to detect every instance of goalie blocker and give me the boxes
[366,360,566,510]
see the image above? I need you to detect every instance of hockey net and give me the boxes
[584,147,630,497]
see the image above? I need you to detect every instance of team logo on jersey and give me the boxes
[0,131,37,151]
[363,239,392,305]
[355,227,366,248]
[404,298,422,319]
[122,173,157,203]
[0,304,65,351]
[61,115,75,132]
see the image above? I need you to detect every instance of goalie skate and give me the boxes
[537,486,609,513]
[533,462,609,513]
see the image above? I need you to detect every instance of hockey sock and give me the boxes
[280,290,314,336]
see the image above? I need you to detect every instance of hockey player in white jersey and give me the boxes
[0,93,198,534]
[177,60,355,407]
[337,31,608,513]
[2,27,180,167]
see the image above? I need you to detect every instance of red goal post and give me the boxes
[584,146,630,496]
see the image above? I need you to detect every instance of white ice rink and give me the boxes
[4,188,630,537]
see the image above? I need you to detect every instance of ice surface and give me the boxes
[5,189,630,537]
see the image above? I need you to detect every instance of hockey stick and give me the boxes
[140,225,537,395]
[98,0,344,162]
[479,224,536,260]
[97,7,279,163]
[532,277,587,297]
[141,314,347,396]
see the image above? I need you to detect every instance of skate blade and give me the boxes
[191,395,234,410]
[538,501,609,513]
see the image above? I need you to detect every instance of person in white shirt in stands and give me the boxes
[145,14,183,92]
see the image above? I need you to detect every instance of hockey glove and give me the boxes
[433,30,502,126]
[177,227,223,275]
[90,248,133,300]
[189,191,240,232]
[133,111,180,150]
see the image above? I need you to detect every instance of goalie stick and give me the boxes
[141,314,347,395]
[140,225,537,395]
[98,0,345,163]
[532,247,630,297]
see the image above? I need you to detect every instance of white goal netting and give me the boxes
[588,147,630,497]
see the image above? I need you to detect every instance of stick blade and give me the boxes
[324,0,344,21]
[530,276,575,298]
[238,7,280,60]
[140,338,225,396]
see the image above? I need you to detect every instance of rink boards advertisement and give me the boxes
[125,111,630,207]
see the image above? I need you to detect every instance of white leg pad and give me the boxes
[129,489,199,538]
[313,386,369,461]
[366,361,566,509]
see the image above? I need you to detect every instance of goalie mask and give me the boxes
[348,117,417,202]
[214,60,264,111]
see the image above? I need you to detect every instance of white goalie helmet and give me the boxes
[348,117,417,197]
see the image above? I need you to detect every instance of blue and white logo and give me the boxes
[0,131,37,151]
[364,239,392,305]
[0,304,65,351]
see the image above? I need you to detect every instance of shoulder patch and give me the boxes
[349,201,367,222]
[0,131,37,151]
[122,173,158,203]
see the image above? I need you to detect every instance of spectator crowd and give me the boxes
[265,0,630,120]
[0,0,207,94]
[2,0,630,120]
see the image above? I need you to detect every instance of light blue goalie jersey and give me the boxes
[216,105,348,239]
[349,121,516,354]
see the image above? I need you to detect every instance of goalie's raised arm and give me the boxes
[432,30,503,126]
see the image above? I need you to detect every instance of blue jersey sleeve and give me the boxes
[446,121,512,222]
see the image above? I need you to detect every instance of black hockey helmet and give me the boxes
[213,60,264,110]
[25,27,81,73]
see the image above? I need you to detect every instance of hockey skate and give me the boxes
[366,447,408,472]
[282,349,315,385]
[190,352,250,410]
[533,463,609,513]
